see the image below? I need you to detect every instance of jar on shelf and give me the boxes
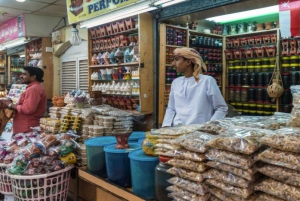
[234,87,241,102]
[228,87,235,102]
[235,66,242,73]
[248,59,255,66]
[257,72,264,86]
[290,55,299,65]
[257,104,264,111]
[282,56,290,64]
[249,72,256,86]
[256,88,263,102]
[242,103,249,110]
[228,61,235,68]
[264,111,273,116]
[242,110,249,115]
[155,156,173,201]
[282,64,291,72]
[236,102,243,110]
[247,66,255,72]
[271,104,277,112]
[241,66,247,73]
[269,57,276,65]
[261,65,268,72]
[264,104,272,112]
[228,67,235,73]
[291,72,300,85]
[254,59,262,66]
[241,88,248,102]
[230,102,237,108]
[242,72,249,86]
[261,88,269,102]
[264,72,272,86]
[290,63,299,71]
[228,73,235,86]
[249,110,257,116]
[235,72,242,86]
[282,89,291,104]
[248,103,257,111]
[282,105,291,113]
[255,65,262,73]
[241,60,247,66]
[267,64,274,72]
[234,60,242,67]
[248,88,256,101]
[282,72,291,89]
[262,58,270,65]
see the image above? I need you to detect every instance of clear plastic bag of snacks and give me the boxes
[208,186,258,201]
[167,158,207,172]
[256,163,300,187]
[205,161,256,181]
[258,148,300,171]
[174,149,206,162]
[204,169,259,188]
[205,149,255,170]
[151,127,194,136]
[260,129,300,153]
[205,179,253,199]
[167,185,211,201]
[167,167,204,182]
[168,193,187,201]
[168,177,208,195]
[198,120,230,134]
[255,178,300,201]
[291,85,300,106]
[155,143,181,151]
[207,128,269,155]
[154,148,175,157]
[171,132,215,153]
[255,193,285,201]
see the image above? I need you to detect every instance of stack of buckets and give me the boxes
[85,131,158,199]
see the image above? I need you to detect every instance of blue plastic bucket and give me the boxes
[104,143,141,187]
[129,149,159,199]
[137,138,145,145]
[85,136,116,178]
[129,131,145,142]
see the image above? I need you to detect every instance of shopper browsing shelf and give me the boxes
[162,47,228,127]
[3,67,47,134]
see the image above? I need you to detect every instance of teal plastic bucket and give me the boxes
[85,136,116,178]
[129,149,159,199]
[104,143,141,187]
[137,138,145,145]
[129,131,145,142]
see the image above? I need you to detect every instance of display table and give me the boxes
[74,167,147,201]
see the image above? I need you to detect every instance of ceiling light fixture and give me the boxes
[70,24,82,46]
[206,5,279,23]
[161,0,187,7]
[16,0,26,2]
[0,37,28,50]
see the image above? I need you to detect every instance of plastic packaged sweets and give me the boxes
[198,120,230,134]
[205,149,256,170]
[171,131,215,153]
[167,158,207,173]
[151,127,196,135]
[167,167,204,182]
[168,193,187,201]
[155,143,181,151]
[256,163,300,187]
[154,148,176,157]
[206,129,269,155]
[255,178,300,201]
[166,185,211,201]
[255,193,285,201]
[168,177,208,195]
[174,148,207,162]
[205,179,254,199]
[205,161,257,181]
[260,130,300,153]
[258,148,300,171]
[208,186,258,201]
[204,169,259,188]
[209,195,222,201]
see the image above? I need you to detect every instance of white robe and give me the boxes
[162,74,228,127]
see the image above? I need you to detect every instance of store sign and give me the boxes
[67,0,138,24]
[0,14,25,44]
[279,0,300,37]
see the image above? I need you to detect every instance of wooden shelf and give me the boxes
[102,93,139,97]
[226,29,278,38]
[166,24,187,30]
[166,44,186,48]
[91,28,139,40]
[226,56,276,61]
[226,42,277,49]
[89,62,139,68]
[190,44,222,48]
[189,30,223,38]
[91,79,139,82]
[27,51,42,53]
[91,45,138,54]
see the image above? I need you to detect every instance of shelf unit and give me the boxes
[25,37,53,98]
[158,23,226,125]
[8,55,25,85]
[0,52,6,96]
[88,13,153,114]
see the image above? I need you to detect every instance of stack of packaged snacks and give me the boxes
[39,118,61,133]
[287,85,300,127]
[165,131,213,201]
[255,129,300,201]
[204,127,270,200]
[48,107,61,119]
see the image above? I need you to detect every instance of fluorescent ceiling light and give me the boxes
[161,0,187,7]
[0,37,27,50]
[206,5,279,23]
[19,55,25,58]
[16,0,26,2]
[154,0,172,6]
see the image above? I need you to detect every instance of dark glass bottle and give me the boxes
[235,73,242,86]
[242,73,249,86]
[291,72,299,85]
[264,72,272,86]
[248,88,256,101]
[155,156,173,201]
[282,72,291,89]
[256,88,263,102]
[249,72,257,86]
[282,89,291,105]
[229,73,235,86]
[257,72,264,86]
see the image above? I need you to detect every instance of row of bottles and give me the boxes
[166,27,187,46]
[228,87,271,103]
[228,72,272,87]
[91,81,140,95]
[166,67,184,83]
[230,102,276,116]
[190,35,222,47]
[228,58,276,73]
[91,67,139,81]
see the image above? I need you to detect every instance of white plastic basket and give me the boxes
[0,163,13,195]
[9,165,73,201]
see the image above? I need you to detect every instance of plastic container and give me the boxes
[155,156,173,201]
[104,143,141,187]
[0,164,12,195]
[129,131,145,142]
[85,136,117,178]
[129,149,159,199]
[138,138,145,145]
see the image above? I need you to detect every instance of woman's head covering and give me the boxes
[173,47,207,82]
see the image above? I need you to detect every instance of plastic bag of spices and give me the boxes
[173,148,206,162]
[167,167,204,182]
[208,186,258,201]
[205,161,257,181]
[198,120,230,134]
[168,177,208,195]
[166,185,211,201]
[255,193,285,201]
[258,148,300,171]
[255,178,300,201]
[205,179,254,199]
[167,158,207,172]
[256,163,300,187]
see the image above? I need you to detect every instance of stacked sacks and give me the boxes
[201,123,271,200]
[166,131,215,201]
[255,129,300,200]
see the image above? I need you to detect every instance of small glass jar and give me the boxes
[254,59,262,66]
[282,64,291,72]
[249,110,257,116]
[255,65,262,73]
[267,65,274,72]
[241,66,247,73]
[262,58,270,65]
[234,60,242,67]
[229,73,235,86]
[242,103,249,110]
[257,111,264,116]
[241,88,248,102]
[269,57,276,65]
[247,59,255,66]
[261,65,268,72]
[242,110,249,115]
[231,102,237,108]
[256,88,263,102]
[282,72,291,89]
[248,88,256,101]
[291,72,300,85]
[249,72,257,86]
[290,55,299,64]
[264,111,273,116]
[262,88,271,103]
[282,89,291,104]
[264,72,272,86]
[264,105,272,112]
[228,87,235,102]
[247,66,255,73]
[228,67,235,73]
[235,73,242,86]
[271,104,277,112]
[257,72,264,86]
[290,63,299,71]
[257,104,264,111]
[282,56,290,64]
[236,102,243,109]
[235,66,242,73]
[249,103,257,111]
[234,87,241,102]
[228,61,235,68]
[242,72,249,86]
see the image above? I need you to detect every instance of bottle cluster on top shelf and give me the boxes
[189,35,222,48]
[166,27,187,46]
[26,38,43,67]
[91,66,139,81]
